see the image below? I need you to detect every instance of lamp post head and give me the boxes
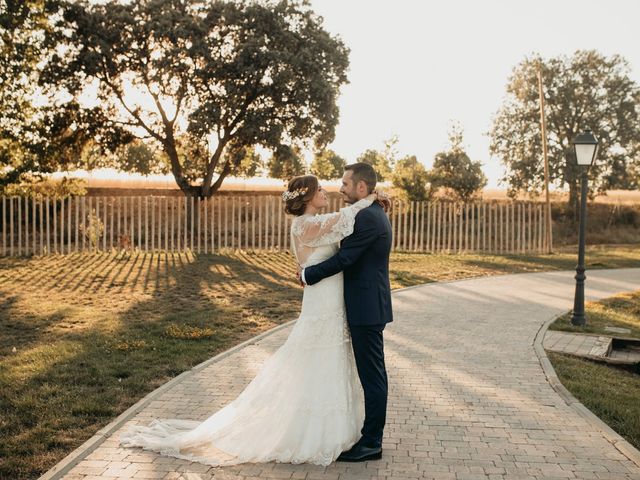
[572,129,599,167]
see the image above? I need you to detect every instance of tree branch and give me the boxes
[202,137,228,196]
[171,81,187,124]
[210,157,234,194]
[101,68,164,143]
[140,60,173,129]
[202,83,262,190]
[225,73,266,136]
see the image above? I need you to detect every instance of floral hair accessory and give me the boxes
[281,187,309,202]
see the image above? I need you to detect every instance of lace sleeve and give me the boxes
[292,198,373,248]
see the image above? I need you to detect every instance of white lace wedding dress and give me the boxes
[120,198,373,467]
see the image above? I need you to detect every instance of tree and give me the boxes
[0,0,56,144]
[268,144,305,179]
[430,123,487,202]
[1,0,135,188]
[356,135,398,181]
[489,50,640,214]
[115,141,167,175]
[32,101,135,171]
[310,149,346,179]
[357,149,387,180]
[52,0,350,198]
[391,155,432,202]
[229,146,264,178]
[0,0,75,186]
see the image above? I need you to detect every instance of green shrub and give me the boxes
[1,174,87,199]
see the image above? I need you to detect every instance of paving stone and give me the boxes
[44,270,640,480]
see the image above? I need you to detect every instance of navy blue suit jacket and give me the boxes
[304,202,393,327]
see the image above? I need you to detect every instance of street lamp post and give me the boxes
[570,129,599,326]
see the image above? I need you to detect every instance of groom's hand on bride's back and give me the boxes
[296,265,305,287]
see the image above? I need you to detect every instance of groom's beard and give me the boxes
[341,191,359,204]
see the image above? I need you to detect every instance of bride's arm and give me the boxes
[295,194,376,247]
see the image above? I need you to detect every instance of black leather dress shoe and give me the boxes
[336,443,382,462]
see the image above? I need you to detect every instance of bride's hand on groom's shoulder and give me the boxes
[373,190,391,212]
[374,190,389,201]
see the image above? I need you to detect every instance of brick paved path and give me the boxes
[43,269,640,480]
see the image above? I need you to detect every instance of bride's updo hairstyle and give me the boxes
[283,175,319,216]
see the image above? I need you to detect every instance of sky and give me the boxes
[307,0,640,187]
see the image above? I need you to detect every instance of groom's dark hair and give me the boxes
[345,163,377,193]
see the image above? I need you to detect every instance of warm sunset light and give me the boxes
[2,2,640,480]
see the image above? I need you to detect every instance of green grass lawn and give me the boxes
[388,244,640,288]
[546,288,640,451]
[548,290,640,339]
[548,351,640,450]
[0,244,639,479]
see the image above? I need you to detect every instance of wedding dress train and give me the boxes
[120,198,373,466]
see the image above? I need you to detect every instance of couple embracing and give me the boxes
[121,162,394,466]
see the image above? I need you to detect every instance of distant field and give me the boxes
[47,170,640,203]
[482,188,640,205]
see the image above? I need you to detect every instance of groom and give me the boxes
[299,162,393,462]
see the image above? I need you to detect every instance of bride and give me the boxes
[120,174,381,467]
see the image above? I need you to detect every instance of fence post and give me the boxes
[23,197,27,256]
[277,195,282,251]
[88,197,93,253]
[232,196,237,252]
[407,201,413,251]
[445,203,451,253]
[269,197,278,250]
[426,202,432,252]
[390,201,396,252]
[161,197,166,252]
[211,195,220,253]
[470,203,476,252]
[453,203,458,253]
[46,197,51,254]
[432,201,442,252]
[528,203,533,254]
[11,198,16,255]
[419,202,425,251]
[498,202,502,254]
[33,197,38,255]
[17,196,23,256]
[1,197,5,256]
[538,203,543,253]
[195,197,200,253]
[40,198,45,255]
[440,202,445,253]
[435,202,441,253]
[490,202,494,254]
[397,200,403,251]
[507,203,511,254]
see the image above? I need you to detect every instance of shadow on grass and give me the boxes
[0,251,302,480]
